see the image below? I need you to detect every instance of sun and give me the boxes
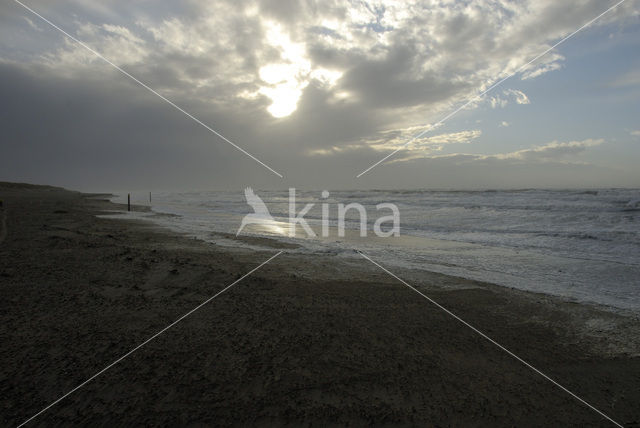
[256,22,343,118]
[255,22,310,118]
[258,63,307,118]
[260,84,304,118]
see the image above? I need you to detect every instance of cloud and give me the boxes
[611,70,640,87]
[371,127,481,151]
[1,0,619,122]
[308,128,482,159]
[22,17,43,32]
[490,96,509,109]
[0,0,635,190]
[489,89,530,108]
[491,139,602,161]
[380,129,484,163]
[505,89,530,105]
[521,53,563,79]
[44,22,149,69]
[427,139,604,165]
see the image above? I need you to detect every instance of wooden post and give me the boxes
[149,192,152,205]
[128,193,131,212]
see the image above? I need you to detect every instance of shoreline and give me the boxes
[108,192,640,317]
[1,183,639,426]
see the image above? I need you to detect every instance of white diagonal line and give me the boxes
[17,250,283,427]
[13,0,284,179]
[357,250,623,428]
[356,0,629,178]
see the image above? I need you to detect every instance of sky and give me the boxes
[0,0,639,192]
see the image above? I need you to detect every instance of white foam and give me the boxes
[108,189,640,312]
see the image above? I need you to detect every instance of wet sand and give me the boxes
[1,182,639,427]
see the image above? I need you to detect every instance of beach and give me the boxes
[1,183,639,426]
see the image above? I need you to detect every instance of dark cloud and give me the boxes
[0,62,285,190]
[339,46,467,109]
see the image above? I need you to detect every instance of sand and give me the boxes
[1,182,639,427]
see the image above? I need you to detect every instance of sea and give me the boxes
[109,189,640,313]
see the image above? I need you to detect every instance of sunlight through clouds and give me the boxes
[257,21,310,118]
[1,0,637,188]
[257,21,343,118]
